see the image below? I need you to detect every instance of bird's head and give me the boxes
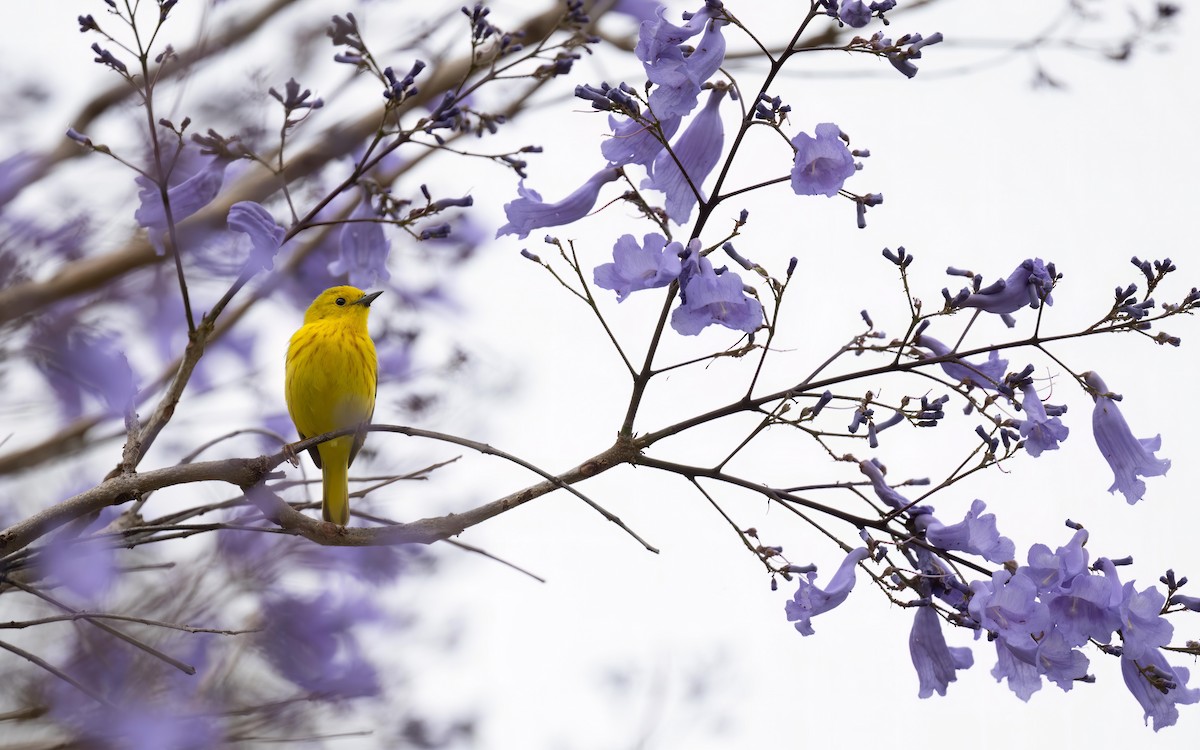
[302,285,383,324]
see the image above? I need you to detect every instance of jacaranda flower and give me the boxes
[594,233,683,301]
[328,191,392,287]
[1016,382,1069,458]
[1121,648,1200,731]
[953,258,1055,316]
[915,333,1007,390]
[921,499,1015,564]
[909,605,974,698]
[602,111,681,168]
[790,123,855,197]
[785,547,869,636]
[135,154,233,254]
[1085,371,1170,504]
[644,87,727,223]
[496,166,621,239]
[227,201,285,272]
[645,16,726,119]
[671,241,762,335]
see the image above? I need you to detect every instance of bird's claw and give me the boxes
[282,442,300,467]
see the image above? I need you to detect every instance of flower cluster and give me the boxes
[594,236,762,336]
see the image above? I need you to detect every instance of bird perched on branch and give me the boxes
[285,285,381,525]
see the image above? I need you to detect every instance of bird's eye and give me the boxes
[335,297,346,306]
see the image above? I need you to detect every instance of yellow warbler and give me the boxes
[285,285,381,525]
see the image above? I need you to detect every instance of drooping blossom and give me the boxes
[920,499,1014,564]
[594,233,683,301]
[670,240,762,335]
[1016,382,1069,458]
[258,591,382,699]
[227,201,285,272]
[915,333,1007,390]
[495,166,621,239]
[1085,371,1170,504]
[31,309,138,419]
[909,606,974,698]
[329,190,392,287]
[635,3,725,119]
[601,111,681,168]
[135,153,234,254]
[785,547,870,636]
[1121,648,1200,731]
[643,87,727,223]
[644,15,727,119]
[790,123,855,197]
[859,458,909,510]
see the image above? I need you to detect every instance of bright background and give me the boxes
[4,1,1199,748]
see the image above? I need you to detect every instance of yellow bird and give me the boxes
[285,286,381,525]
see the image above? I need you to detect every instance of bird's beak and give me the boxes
[355,290,383,307]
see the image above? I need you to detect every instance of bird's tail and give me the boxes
[320,439,351,525]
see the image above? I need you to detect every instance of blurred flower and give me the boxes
[644,87,727,223]
[495,167,621,239]
[790,123,855,197]
[784,547,869,636]
[227,201,285,272]
[594,233,683,301]
[135,154,233,254]
[0,152,42,211]
[909,606,973,698]
[1085,371,1170,504]
[38,536,117,603]
[670,242,762,335]
[48,633,221,748]
[1016,382,1069,457]
[329,190,392,287]
[31,309,138,419]
[839,1,872,27]
[258,591,382,699]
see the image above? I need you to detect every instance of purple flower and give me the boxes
[135,154,233,254]
[38,537,117,603]
[31,310,138,419]
[953,258,1055,316]
[1021,528,1090,596]
[784,547,869,636]
[329,191,392,287]
[1045,559,1124,647]
[839,0,872,27]
[0,152,41,211]
[644,16,727,119]
[1119,583,1174,661]
[227,201,284,272]
[1016,382,1069,458]
[635,5,725,119]
[670,241,763,335]
[790,123,855,197]
[1121,649,1200,731]
[594,233,683,301]
[915,333,1007,390]
[990,639,1044,701]
[602,111,681,168]
[643,87,727,223]
[496,166,621,239]
[859,458,909,510]
[1085,371,1170,504]
[259,591,382,700]
[909,606,973,698]
[921,499,1014,564]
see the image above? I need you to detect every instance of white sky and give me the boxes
[5,1,1200,748]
